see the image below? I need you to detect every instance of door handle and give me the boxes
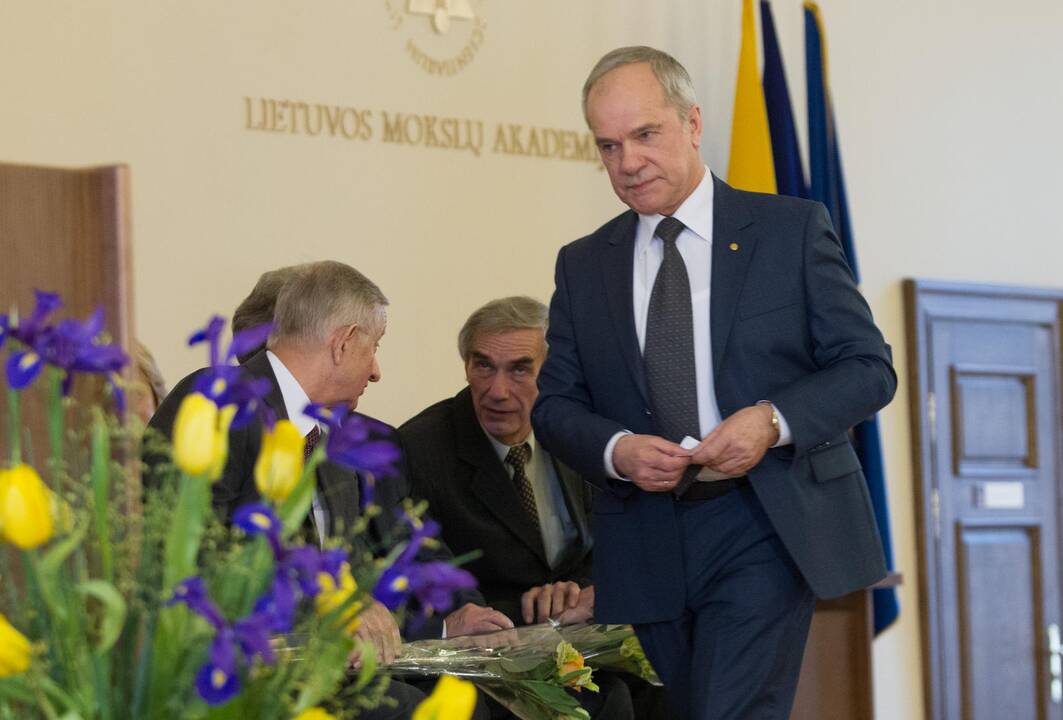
[1048,624,1062,703]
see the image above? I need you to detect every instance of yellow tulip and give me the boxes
[412,675,477,720]
[254,420,305,503]
[0,464,54,550]
[207,405,237,481]
[292,708,337,720]
[172,393,236,481]
[0,613,31,677]
[315,562,362,634]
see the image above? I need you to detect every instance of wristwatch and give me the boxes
[756,400,780,441]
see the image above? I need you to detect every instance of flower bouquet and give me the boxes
[387,621,659,720]
[0,292,475,719]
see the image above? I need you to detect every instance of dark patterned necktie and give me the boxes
[505,443,540,531]
[304,425,323,544]
[304,425,321,460]
[644,217,701,494]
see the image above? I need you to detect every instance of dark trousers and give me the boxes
[634,486,816,720]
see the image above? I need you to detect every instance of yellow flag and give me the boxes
[727,0,777,193]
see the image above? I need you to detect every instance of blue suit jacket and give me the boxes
[531,176,896,624]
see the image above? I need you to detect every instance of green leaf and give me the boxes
[37,521,89,622]
[77,580,127,654]
[278,456,319,539]
[0,676,35,703]
[89,411,114,583]
[162,474,210,592]
[7,387,21,464]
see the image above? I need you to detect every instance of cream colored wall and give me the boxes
[4,2,1063,718]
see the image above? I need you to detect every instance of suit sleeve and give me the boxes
[532,247,634,496]
[769,204,897,452]
[384,431,486,640]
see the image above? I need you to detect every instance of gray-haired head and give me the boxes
[269,260,388,348]
[458,296,548,362]
[582,46,698,123]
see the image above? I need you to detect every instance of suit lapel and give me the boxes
[710,176,757,380]
[243,351,287,422]
[603,211,650,405]
[453,389,549,567]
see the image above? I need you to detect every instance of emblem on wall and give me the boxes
[385,0,486,76]
[407,0,474,34]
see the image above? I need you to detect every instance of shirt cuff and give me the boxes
[769,403,793,447]
[603,430,633,481]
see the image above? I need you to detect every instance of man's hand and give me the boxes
[613,434,691,492]
[693,404,777,476]
[349,600,402,667]
[555,585,595,625]
[444,603,515,637]
[521,581,582,624]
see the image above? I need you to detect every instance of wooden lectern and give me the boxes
[791,572,903,719]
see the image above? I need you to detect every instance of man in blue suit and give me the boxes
[532,46,896,720]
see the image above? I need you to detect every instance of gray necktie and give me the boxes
[644,216,701,494]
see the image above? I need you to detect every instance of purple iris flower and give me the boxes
[232,501,342,632]
[252,543,332,632]
[373,557,415,611]
[1,291,128,406]
[233,611,276,665]
[303,403,402,481]
[282,546,326,597]
[321,547,348,579]
[169,575,285,704]
[407,562,477,613]
[253,573,297,633]
[372,512,476,615]
[187,315,275,430]
[167,577,226,630]
[232,503,284,557]
[194,629,241,705]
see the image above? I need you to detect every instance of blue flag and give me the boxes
[760,1,806,199]
[805,2,898,634]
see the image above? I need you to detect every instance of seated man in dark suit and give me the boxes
[400,296,594,626]
[148,261,511,719]
[400,297,650,719]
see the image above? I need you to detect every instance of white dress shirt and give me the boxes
[267,350,328,546]
[604,169,791,479]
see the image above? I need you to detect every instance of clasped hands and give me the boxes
[614,404,778,493]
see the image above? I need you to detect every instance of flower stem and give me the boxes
[45,369,65,492]
[6,388,20,464]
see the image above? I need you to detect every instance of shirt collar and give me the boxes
[266,350,317,436]
[484,426,537,466]
[636,166,714,254]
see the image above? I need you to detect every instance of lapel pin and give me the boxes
[729,242,739,251]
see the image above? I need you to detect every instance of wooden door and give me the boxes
[907,280,1063,720]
